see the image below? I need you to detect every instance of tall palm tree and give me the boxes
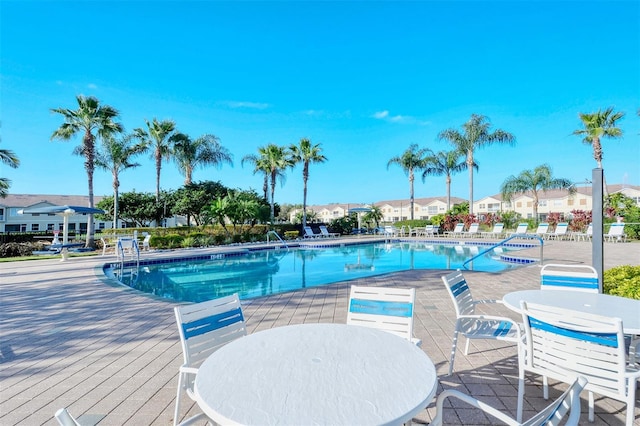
[289,138,327,227]
[387,144,429,220]
[51,95,123,247]
[241,153,270,201]
[134,118,180,201]
[253,144,293,225]
[0,141,20,198]
[95,133,146,230]
[573,107,625,195]
[439,114,515,214]
[172,133,233,185]
[500,164,575,220]
[422,149,471,211]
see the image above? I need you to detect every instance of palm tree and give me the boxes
[134,118,181,201]
[252,144,293,225]
[422,149,471,211]
[573,107,625,195]
[95,133,146,230]
[500,164,576,220]
[363,205,383,229]
[439,114,515,214]
[241,153,270,201]
[172,133,233,185]
[51,95,123,247]
[289,138,327,227]
[0,141,20,198]
[387,144,429,220]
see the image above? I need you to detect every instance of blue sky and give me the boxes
[2,0,639,207]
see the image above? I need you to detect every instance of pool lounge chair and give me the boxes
[303,226,322,239]
[444,223,465,238]
[508,223,529,237]
[481,223,504,239]
[571,223,592,241]
[528,223,549,238]
[462,222,480,238]
[605,223,627,242]
[318,225,339,238]
[545,222,569,240]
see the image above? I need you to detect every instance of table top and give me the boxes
[503,289,640,334]
[194,323,438,426]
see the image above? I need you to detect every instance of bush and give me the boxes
[603,265,640,300]
[0,242,46,257]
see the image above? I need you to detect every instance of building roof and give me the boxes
[0,194,105,208]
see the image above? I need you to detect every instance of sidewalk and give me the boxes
[1,239,638,425]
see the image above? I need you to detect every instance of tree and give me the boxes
[422,149,471,211]
[439,114,515,214]
[95,133,146,230]
[573,107,625,195]
[387,144,429,220]
[96,191,163,228]
[289,138,327,227]
[0,140,20,198]
[241,153,270,201]
[500,164,575,221]
[248,144,293,225]
[173,181,229,226]
[172,133,233,185]
[363,205,383,229]
[51,95,123,247]
[134,118,181,201]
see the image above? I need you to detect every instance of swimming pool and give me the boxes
[105,241,531,303]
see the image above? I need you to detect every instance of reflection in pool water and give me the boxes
[106,242,525,303]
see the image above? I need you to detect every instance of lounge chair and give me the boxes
[141,233,151,250]
[420,224,437,237]
[571,223,592,241]
[508,223,529,237]
[462,222,480,238]
[303,226,321,239]
[605,223,627,242]
[528,222,549,238]
[318,225,339,238]
[383,225,399,237]
[545,222,569,240]
[480,222,504,239]
[444,222,465,238]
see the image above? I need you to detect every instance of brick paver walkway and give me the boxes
[1,238,638,425]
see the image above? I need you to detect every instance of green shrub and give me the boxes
[181,236,198,248]
[284,231,299,240]
[603,265,640,300]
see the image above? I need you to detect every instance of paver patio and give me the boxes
[1,238,638,425]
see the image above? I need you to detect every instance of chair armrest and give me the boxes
[473,299,502,305]
[179,365,199,375]
[431,389,520,426]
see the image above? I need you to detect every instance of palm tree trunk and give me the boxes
[302,163,309,227]
[85,133,95,248]
[155,152,162,202]
[446,175,452,211]
[113,173,119,231]
[409,170,415,220]
[270,173,276,225]
[467,154,474,214]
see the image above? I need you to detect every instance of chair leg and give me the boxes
[174,373,184,426]
[464,338,470,355]
[516,376,525,422]
[588,391,594,422]
[448,331,459,376]
[543,375,548,399]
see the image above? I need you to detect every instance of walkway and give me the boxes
[1,238,638,425]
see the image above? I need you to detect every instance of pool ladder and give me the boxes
[266,230,289,250]
[462,234,544,270]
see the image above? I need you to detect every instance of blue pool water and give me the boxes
[107,241,528,303]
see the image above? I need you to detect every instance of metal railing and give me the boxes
[462,234,544,270]
[266,230,289,250]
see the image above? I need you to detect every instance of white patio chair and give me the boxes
[55,407,205,426]
[303,225,321,239]
[347,285,421,346]
[517,302,640,425]
[571,223,592,241]
[441,270,521,375]
[605,223,627,242]
[141,233,151,250]
[540,263,599,293]
[100,236,114,256]
[173,294,247,426]
[431,376,587,426]
[508,222,529,237]
[529,222,549,238]
[318,225,339,238]
[383,225,399,237]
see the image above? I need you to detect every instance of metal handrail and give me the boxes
[462,234,544,270]
[117,237,140,270]
[266,230,289,250]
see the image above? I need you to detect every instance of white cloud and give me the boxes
[224,101,270,109]
[87,83,98,89]
[373,110,389,119]
[373,110,430,126]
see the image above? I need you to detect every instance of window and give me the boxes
[567,199,574,206]
[479,203,486,209]
[79,223,87,232]
[538,200,547,207]
[0,208,4,221]
[516,202,522,208]
[527,202,532,207]
[31,224,39,231]
[579,199,587,205]
[68,223,76,231]
[47,224,55,231]
[488,203,500,212]
[428,206,438,215]
[553,200,563,206]
[98,223,105,230]
[5,224,20,232]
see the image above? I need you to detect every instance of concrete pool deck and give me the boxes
[1,238,638,425]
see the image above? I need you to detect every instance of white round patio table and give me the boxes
[194,323,438,426]
[503,289,640,334]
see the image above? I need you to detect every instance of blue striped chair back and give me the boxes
[540,263,599,293]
